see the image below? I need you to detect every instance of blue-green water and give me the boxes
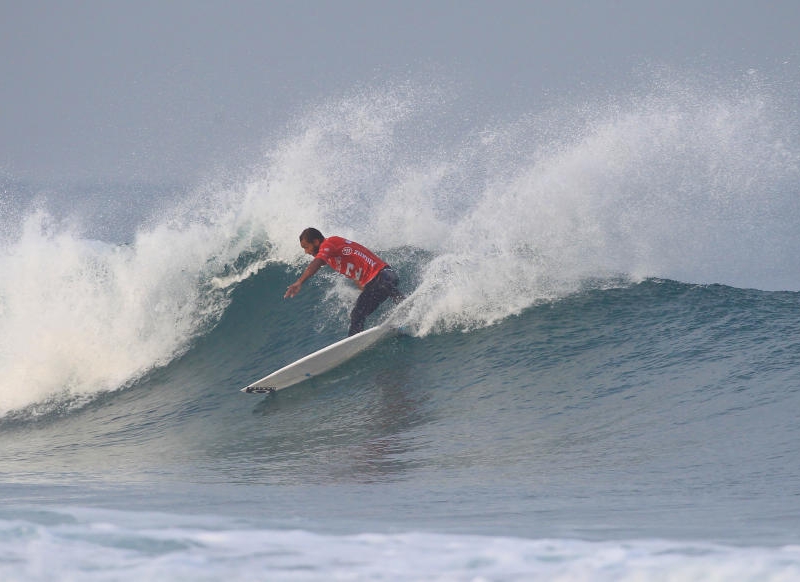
[2,77,800,580]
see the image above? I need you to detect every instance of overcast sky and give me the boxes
[2,0,798,184]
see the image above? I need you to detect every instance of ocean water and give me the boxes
[2,74,800,580]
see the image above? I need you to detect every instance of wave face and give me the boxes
[2,271,800,577]
[2,72,798,416]
[1,74,800,575]
[2,273,800,537]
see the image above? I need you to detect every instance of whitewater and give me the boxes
[2,71,800,580]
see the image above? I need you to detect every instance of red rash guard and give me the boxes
[315,236,388,287]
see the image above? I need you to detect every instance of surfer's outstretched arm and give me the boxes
[285,258,326,298]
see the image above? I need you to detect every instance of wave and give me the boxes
[3,506,800,581]
[1,69,798,416]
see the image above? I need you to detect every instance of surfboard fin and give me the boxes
[242,386,276,394]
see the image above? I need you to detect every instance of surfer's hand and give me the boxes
[285,281,302,298]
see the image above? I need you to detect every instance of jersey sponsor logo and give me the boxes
[353,249,376,267]
[342,247,353,255]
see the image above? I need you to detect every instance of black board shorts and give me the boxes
[348,267,404,336]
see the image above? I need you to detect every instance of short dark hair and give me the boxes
[300,227,324,243]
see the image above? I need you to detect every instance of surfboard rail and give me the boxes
[241,323,396,394]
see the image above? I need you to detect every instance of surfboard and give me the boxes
[241,323,396,394]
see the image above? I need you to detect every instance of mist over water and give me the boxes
[1,70,798,415]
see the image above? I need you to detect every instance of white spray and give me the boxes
[1,71,797,414]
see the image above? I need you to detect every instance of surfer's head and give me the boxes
[299,227,324,256]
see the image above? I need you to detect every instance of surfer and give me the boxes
[284,228,405,336]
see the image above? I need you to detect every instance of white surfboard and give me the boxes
[241,324,396,394]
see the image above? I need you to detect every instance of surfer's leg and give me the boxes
[349,287,385,335]
[382,267,405,304]
[348,268,397,335]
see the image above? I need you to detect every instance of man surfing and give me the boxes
[284,228,405,335]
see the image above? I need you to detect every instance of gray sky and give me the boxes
[2,0,798,184]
